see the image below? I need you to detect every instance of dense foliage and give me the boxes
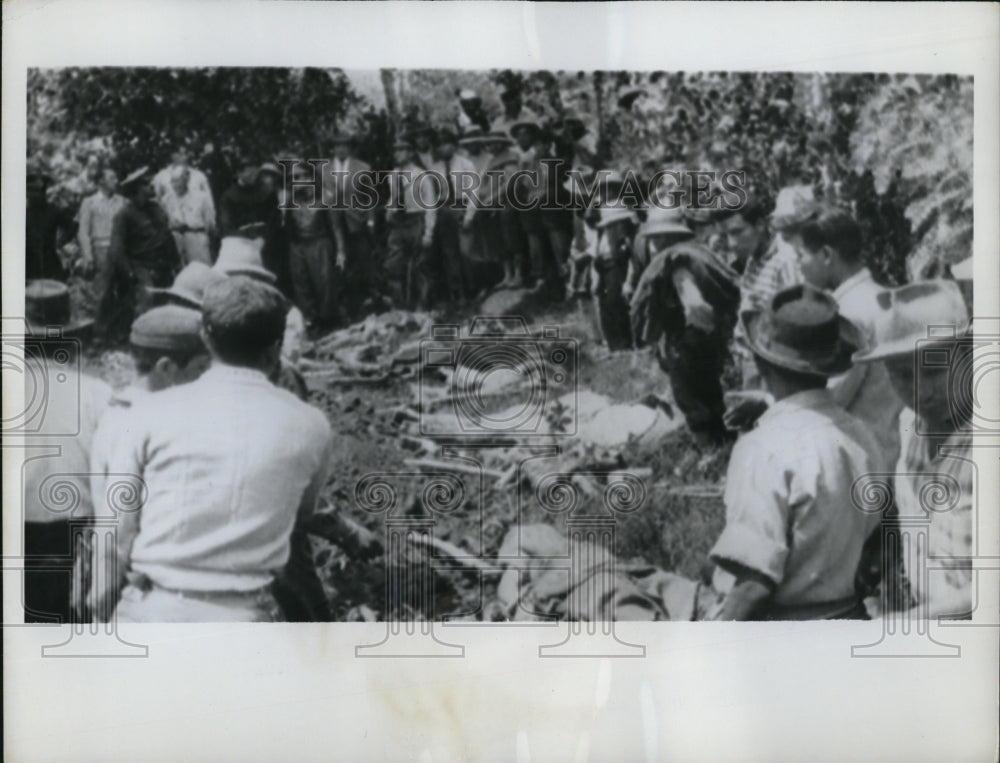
[28,68,972,282]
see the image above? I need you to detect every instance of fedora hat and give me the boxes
[25,279,94,338]
[509,120,541,139]
[596,206,639,229]
[458,127,486,147]
[213,237,277,284]
[852,279,969,363]
[639,208,694,239]
[149,262,228,309]
[329,131,354,146]
[742,283,865,377]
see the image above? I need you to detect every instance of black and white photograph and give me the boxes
[3,3,998,762]
[16,64,980,624]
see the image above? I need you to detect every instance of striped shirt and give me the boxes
[895,408,974,616]
[738,234,803,315]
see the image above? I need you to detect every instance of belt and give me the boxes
[760,596,867,621]
[126,571,275,601]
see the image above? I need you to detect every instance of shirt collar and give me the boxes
[833,267,872,301]
[756,388,835,427]
[202,362,271,385]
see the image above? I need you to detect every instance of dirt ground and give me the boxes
[82,285,731,622]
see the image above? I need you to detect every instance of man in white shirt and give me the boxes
[710,284,884,620]
[21,280,112,623]
[94,277,334,622]
[88,304,209,620]
[789,206,905,464]
[160,166,216,265]
[77,167,126,304]
[153,144,214,217]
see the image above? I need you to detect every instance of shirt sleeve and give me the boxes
[77,198,93,258]
[710,435,792,586]
[296,417,334,523]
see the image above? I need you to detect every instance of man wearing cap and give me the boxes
[385,139,437,309]
[709,284,884,620]
[88,304,211,619]
[92,278,334,622]
[327,133,379,318]
[21,280,112,623]
[103,168,182,343]
[853,280,974,619]
[77,166,126,306]
[161,165,216,266]
[789,206,905,464]
[629,208,741,445]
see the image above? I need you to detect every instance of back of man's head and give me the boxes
[201,277,288,369]
[795,207,863,262]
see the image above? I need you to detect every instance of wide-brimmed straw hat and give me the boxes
[852,279,970,363]
[741,283,865,377]
[213,237,277,284]
[596,206,640,229]
[149,262,228,309]
[509,120,542,139]
[639,207,694,239]
[25,280,94,338]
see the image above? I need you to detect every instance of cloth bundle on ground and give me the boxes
[495,524,720,621]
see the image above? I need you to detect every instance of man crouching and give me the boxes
[709,284,885,620]
[93,277,333,622]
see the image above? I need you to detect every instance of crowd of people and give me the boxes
[20,82,977,624]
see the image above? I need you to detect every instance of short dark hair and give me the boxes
[130,344,205,375]
[714,197,772,226]
[201,277,288,367]
[795,208,863,262]
[753,354,828,389]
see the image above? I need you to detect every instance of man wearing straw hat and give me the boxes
[710,284,884,620]
[853,279,974,619]
[592,203,641,350]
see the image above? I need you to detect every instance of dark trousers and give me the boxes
[271,526,330,622]
[433,208,471,303]
[343,227,379,318]
[657,325,731,445]
[288,236,339,328]
[97,260,174,345]
[23,520,77,624]
[594,257,633,351]
[499,208,529,278]
[385,214,429,309]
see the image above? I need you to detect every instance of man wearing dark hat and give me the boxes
[328,132,379,318]
[21,280,112,623]
[102,167,182,344]
[92,278,334,622]
[385,138,438,309]
[709,284,884,620]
